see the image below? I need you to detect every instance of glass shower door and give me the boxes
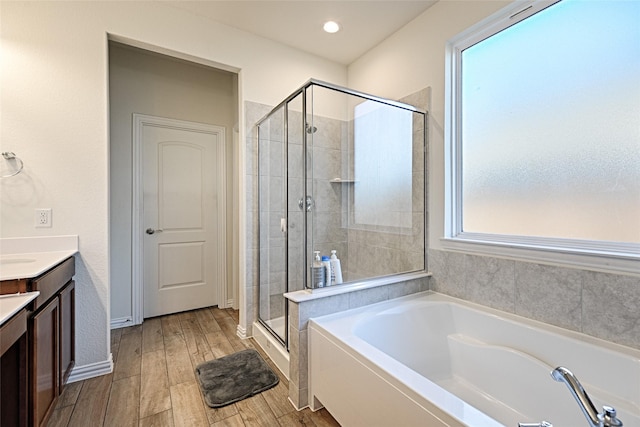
[257,105,287,344]
[257,92,305,348]
[287,93,306,296]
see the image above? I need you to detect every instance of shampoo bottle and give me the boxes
[321,255,332,287]
[311,251,325,288]
[330,250,343,284]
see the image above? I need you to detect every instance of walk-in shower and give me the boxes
[256,79,427,350]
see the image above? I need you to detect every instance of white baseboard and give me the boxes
[67,355,114,383]
[110,316,135,329]
[236,323,248,339]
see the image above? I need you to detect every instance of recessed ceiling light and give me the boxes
[323,21,340,34]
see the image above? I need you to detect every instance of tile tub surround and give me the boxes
[286,274,430,409]
[428,248,640,351]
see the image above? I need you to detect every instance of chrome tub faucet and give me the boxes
[551,366,623,427]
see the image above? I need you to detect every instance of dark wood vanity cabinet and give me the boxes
[0,255,75,427]
[28,257,76,427]
[31,297,60,426]
[59,280,75,387]
[1,309,29,427]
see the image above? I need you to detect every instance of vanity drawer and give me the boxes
[30,257,74,312]
[0,308,27,356]
[0,278,28,295]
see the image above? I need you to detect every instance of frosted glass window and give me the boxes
[459,0,640,245]
[354,100,413,228]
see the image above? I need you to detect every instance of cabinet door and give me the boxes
[1,310,28,427]
[59,280,75,388]
[30,297,59,427]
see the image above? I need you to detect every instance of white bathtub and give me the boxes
[308,292,640,427]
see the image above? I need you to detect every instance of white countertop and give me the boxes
[0,235,78,281]
[0,250,77,281]
[0,291,39,326]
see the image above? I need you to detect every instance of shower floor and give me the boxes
[263,315,286,341]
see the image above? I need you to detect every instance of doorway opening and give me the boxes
[108,40,240,327]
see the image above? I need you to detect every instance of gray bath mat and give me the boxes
[195,349,279,408]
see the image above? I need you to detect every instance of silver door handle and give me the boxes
[298,196,313,212]
[146,228,163,235]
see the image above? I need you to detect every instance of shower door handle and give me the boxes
[298,196,313,212]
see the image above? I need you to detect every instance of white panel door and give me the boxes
[142,119,223,318]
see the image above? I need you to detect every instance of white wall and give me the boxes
[347,0,509,252]
[0,0,346,371]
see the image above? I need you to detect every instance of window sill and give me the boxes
[440,236,640,276]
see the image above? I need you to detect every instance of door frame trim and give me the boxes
[132,113,227,324]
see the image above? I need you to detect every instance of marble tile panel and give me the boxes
[245,209,256,250]
[515,262,583,332]
[292,328,308,390]
[413,126,427,159]
[295,294,349,330]
[348,286,390,309]
[387,279,422,299]
[258,140,284,178]
[399,87,430,113]
[245,247,257,286]
[412,170,425,212]
[287,144,304,178]
[313,179,343,214]
[582,271,640,350]
[428,249,466,298]
[244,101,272,135]
[311,116,343,150]
[246,173,258,214]
[245,136,257,174]
[464,254,516,313]
[311,147,342,180]
[288,110,304,146]
[288,383,308,410]
[258,176,284,211]
[289,326,300,388]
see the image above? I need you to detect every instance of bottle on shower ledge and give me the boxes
[322,255,332,287]
[311,251,325,289]
[330,250,343,285]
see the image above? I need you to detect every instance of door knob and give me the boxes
[146,228,163,235]
[298,196,313,212]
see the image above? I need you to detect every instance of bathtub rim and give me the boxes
[310,290,640,359]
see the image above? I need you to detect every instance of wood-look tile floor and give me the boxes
[46,307,340,427]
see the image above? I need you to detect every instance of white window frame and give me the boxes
[443,0,640,274]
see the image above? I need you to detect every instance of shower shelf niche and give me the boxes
[329,178,357,183]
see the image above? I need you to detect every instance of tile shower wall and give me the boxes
[309,114,350,278]
[428,248,640,350]
[245,100,271,332]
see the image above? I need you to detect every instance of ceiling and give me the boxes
[162,1,438,65]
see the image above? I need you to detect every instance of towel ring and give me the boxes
[1,152,24,178]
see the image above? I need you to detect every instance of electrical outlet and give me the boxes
[35,208,52,228]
